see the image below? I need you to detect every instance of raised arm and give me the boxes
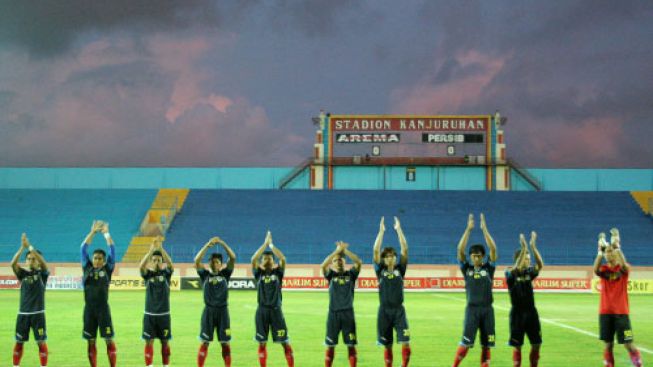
[158,240,174,272]
[23,235,48,272]
[593,234,604,276]
[373,217,385,264]
[321,243,344,276]
[251,231,272,268]
[100,222,115,267]
[394,217,408,266]
[11,233,29,276]
[511,234,528,272]
[140,242,156,273]
[344,247,363,273]
[479,213,497,262]
[81,220,103,265]
[269,242,286,269]
[610,228,629,272]
[457,214,474,262]
[530,231,544,272]
[195,238,216,270]
[217,237,237,270]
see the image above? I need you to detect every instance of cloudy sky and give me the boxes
[0,1,651,167]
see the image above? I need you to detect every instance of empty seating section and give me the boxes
[0,190,156,262]
[164,190,653,266]
[1,189,651,265]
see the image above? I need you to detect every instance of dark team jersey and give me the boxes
[253,267,284,308]
[325,267,359,311]
[17,268,49,313]
[198,267,233,308]
[460,261,495,307]
[506,266,539,310]
[81,243,115,306]
[142,267,173,314]
[374,257,407,308]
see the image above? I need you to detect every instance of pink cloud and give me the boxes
[390,50,507,113]
[515,116,626,167]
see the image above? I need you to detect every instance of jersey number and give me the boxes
[38,328,44,336]
[277,329,286,337]
[348,333,356,341]
[163,329,169,337]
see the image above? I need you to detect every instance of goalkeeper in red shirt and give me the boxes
[593,228,643,367]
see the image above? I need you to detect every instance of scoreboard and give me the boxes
[328,115,492,163]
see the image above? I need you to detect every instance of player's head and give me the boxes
[25,250,42,270]
[332,252,346,271]
[604,246,618,265]
[209,253,223,272]
[261,249,275,269]
[150,250,163,269]
[381,247,397,267]
[513,249,531,268]
[92,249,106,269]
[469,244,486,266]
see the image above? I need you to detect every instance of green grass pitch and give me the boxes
[1,290,651,366]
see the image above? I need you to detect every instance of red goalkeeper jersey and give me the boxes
[597,264,629,315]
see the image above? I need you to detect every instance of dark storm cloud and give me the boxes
[400,0,653,167]
[0,1,225,56]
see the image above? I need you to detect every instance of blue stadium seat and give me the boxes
[0,190,156,262]
[164,190,653,265]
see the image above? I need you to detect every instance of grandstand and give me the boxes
[1,188,651,266]
[0,189,155,261]
[162,190,653,265]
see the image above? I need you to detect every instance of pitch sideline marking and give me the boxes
[429,293,653,355]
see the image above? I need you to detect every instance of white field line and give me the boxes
[428,293,653,355]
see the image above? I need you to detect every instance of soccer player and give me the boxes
[594,228,643,367]
[251,230,294,367]
[452,213,497,367]
[195,236,236,367]
[506,231,544,367]
[81,220,117,367]
[373,216,411,367]
[11,233,49,367]
[321,241,363,367]
[140,236,174,367]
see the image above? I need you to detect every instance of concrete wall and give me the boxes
[1,167,651,191]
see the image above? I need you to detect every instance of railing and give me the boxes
[138,196,179,236]
[507,158,542,191]
[278,157,314,189]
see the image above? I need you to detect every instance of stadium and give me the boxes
[2,2,652,367]
[1,111,652,367]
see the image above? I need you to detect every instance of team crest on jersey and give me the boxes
[157,275,164,282]
[336,276,350,285]
[517,275,531,282]
[480,270,487,276]
[210,276,224,285]
[467,270,474,277]
[383,270,400,279]
[263,275,277,283]
[99,271,105,277]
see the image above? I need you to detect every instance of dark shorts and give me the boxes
[600,314,634,344]
[83,304,114,340]
[255,306,289,343]
[377,306,410,346]
[143,314,172,340]
[326,309,357,346]
[509,307,542,347]
[200,306,231,343]
[461,305,495,347]
[15,312,47,342]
